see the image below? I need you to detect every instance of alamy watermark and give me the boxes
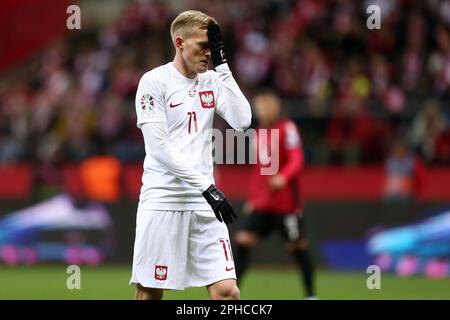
[66,265,81,290]
[192,128,280,175]
[366,5,381,30]
[366,265,381,290]
[66,5,81,30]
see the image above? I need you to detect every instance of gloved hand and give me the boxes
[202,184,238,224]
[207,22,227,68]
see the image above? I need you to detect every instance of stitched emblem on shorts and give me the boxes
[154,265,168,281]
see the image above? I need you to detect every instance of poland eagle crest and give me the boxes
[154,265,168,281]
[199,91,215,108]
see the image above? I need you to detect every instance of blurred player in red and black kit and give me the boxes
[233,90,316,299]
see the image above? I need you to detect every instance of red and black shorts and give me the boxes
[240,211,307,242]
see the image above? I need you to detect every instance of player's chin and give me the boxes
[197,61,209,73]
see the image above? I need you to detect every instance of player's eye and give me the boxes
[199,43,210,50]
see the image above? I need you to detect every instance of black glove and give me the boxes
[207,23,227,67]
[202,184,238,224]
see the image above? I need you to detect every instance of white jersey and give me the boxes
[135,62,251,211]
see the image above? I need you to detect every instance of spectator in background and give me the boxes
[1,0,450,170]
[0,85,29,164]
[410,99,447,163]
[428,24,450,97]
[234,31,272,89]
[383,139,425,201]
[326,96,375,164]
[300,41,332,115]
[370,55,391,99]
[434,128,450,164]
[401,12,427,96]
[233,90,316,300]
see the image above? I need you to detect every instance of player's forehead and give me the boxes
[188,26,208,42]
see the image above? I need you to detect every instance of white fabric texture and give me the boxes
[135,62,251,211]
[129,210,236,290]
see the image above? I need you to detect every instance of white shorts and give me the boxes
[129,210,236,290]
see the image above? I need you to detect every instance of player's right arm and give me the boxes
[136,71,211,192]
[141,123,212,191]
[136,72,237,223]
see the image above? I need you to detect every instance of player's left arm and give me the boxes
[208,23,252,131]
[269,122,304,189]
[280,122,305,181]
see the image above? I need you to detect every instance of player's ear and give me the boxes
[175,36,184,49]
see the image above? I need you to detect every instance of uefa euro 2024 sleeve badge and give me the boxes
[141,94,154,111]
[140,94,154,118]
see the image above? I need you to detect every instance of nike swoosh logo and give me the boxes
[169,102,183,108]
[225,267,235,272]
[211,193,220,201]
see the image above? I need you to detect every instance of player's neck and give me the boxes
[172,54,197,79]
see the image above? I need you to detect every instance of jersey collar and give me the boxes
[169,62,198,83]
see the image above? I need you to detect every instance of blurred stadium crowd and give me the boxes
[0,0,450,175]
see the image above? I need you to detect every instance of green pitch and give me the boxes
[0,265,449,300]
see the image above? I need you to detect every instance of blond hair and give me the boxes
[170,10,217,45]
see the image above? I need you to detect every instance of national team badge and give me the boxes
[199,91,215,108]
[154,265,168,281]
[141,94,154,111]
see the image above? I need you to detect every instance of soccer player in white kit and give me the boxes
[129,10,252,300]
